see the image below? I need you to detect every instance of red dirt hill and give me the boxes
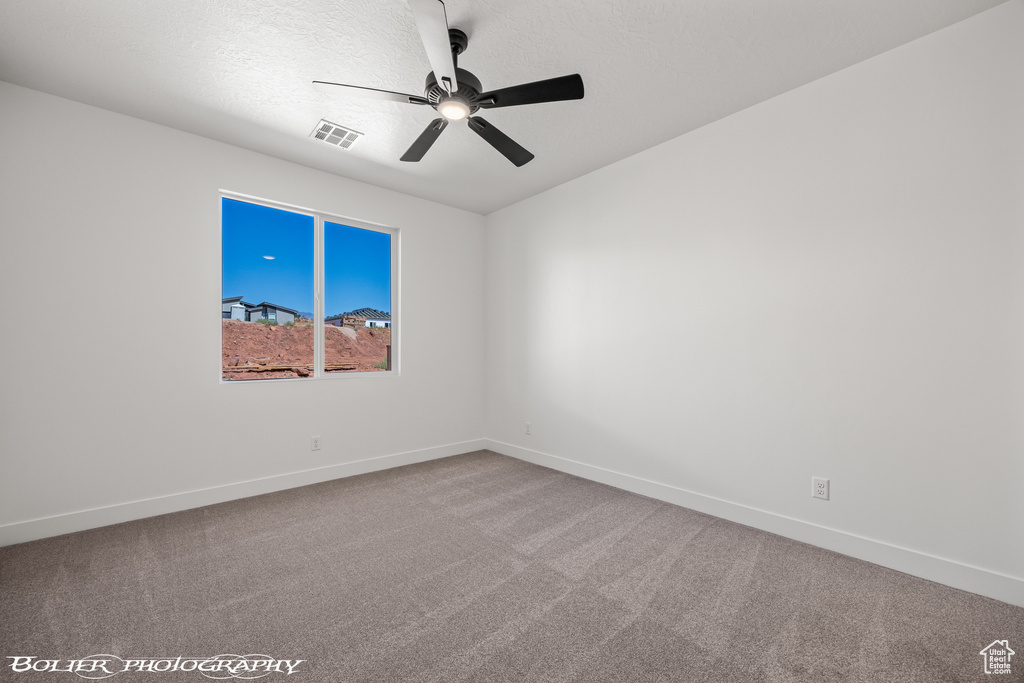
[222,320,390,379]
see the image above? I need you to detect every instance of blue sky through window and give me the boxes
[325,221,391,318]
[222,198,314,314]
[222,198,391,318]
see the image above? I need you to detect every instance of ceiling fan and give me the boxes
[313,0,584,167]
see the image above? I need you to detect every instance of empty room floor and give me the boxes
[2,451,1021,682]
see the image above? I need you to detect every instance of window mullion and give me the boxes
[314,214,324,378]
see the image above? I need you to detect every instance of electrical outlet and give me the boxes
[812,477,829,500]
[311,436,322,451]
[525,422,532,436]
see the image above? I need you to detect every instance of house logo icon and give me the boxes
[979,640,1014,675]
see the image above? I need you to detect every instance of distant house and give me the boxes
[324,314,359,329]
[246,301,298,325]
[325,307,391,328]
[221,297,297,324]
[222,296,253,320]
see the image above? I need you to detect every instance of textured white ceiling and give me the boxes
[0,0,1007,214]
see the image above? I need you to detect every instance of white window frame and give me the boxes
[220,190,400,383]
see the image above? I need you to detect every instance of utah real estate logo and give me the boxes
[979,640,1014,675]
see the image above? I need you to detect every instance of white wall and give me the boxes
[485,2,1024,605]
[0,81,486,542]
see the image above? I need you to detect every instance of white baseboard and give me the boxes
[485,439,1024,608]
[0,439,488,547]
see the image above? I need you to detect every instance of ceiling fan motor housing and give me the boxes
[425,67,482,114]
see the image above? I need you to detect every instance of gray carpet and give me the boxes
[1,451,1021,682]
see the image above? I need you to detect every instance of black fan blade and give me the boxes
[467,117,534,167]
[409,0,458,94]
[477,74,584,109]
[401,118,448,162]
[312,81,430,106]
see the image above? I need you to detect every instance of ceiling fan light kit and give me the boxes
[437,98,470,120]
[313,0,584,167]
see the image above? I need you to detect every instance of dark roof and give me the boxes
[325,308,390,321]
[345,307,391,320]
[223,297,254,307]
[246,301,299,315]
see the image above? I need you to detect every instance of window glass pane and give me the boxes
[222,198,314,380]
[324,221,392,373]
